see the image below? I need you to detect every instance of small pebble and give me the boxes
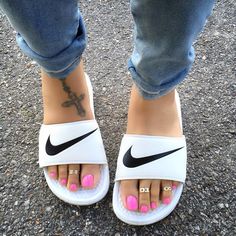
[45,207,51,212]
[218,203,224,209]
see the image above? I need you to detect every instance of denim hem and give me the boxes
[43,55,82,79]
[15,13,87,79]
[128,59,190,100]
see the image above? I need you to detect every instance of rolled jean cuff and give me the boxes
[128,59,192,100]
[16,15,86,79]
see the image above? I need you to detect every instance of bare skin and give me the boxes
[43,62,100,191]
[120,85,182,212]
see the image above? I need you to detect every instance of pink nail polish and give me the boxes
[163,197,171,205]
[151,202,157,209]
[126,195,138,211]
[49,172,56,178]
[70,183,77,191]
[82,174,94,187]
[172,185,177,190]
[60,178,67,185]
[140,204,149,213]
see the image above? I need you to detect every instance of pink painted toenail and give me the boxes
[151,202,157,209]
[140,204,149,213]
[172,185,177,190]
[126,195,138,211]
[49,172,56,178]
[82,174,94,187]
[163,197,171,205]
[69,184,77,191]
[60,178,67,185]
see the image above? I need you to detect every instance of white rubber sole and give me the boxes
[41,73,109,205]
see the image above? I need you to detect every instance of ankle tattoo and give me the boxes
[61,79,86,117]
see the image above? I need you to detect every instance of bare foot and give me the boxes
[120,85,182,212]
[42,62,100,191]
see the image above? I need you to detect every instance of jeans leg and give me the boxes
[0,0,86,78]
[129,0,215,99]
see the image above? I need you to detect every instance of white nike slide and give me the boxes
[38,74,109,205]
[112,92,187,225]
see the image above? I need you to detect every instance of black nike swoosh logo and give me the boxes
[123,146,183,168]
[46,128,97,156]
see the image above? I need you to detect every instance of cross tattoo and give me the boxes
[61,80,86,117]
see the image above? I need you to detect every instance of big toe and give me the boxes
[81,164,100,189]
[120,180,139,211]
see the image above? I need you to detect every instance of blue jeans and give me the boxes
[0,0,214,99]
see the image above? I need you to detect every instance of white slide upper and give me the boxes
[38,74,109,205]
[115,134,187,182]
[39,120,107,167]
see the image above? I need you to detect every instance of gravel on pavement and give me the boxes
[0,0,235,235]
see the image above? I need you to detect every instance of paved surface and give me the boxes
[0,0,235,235]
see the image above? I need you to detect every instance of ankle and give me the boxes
[126,86,182,136]
[131,86,176,109]
[43,108,94,124]
[41,62,94,125]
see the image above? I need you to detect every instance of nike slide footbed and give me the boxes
[38,74,109,205]
[112,92,187,225]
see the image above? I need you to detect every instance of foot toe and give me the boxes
[161,180,173,205]
[67,164,80,191]
[150,180,160,210]
[172,181,179,190]
[58,164,68,186]
[139,180,152,213]
[120,180,138,211]
[48,166,58,179]
[81,164,100,189]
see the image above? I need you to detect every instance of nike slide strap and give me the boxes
[115,134,187,183]
[39,120,107,167]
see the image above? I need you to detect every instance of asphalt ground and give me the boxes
[0,0,235,235]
